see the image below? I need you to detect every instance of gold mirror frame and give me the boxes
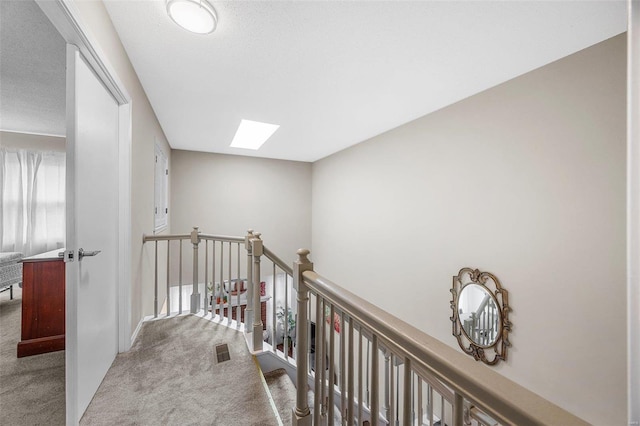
[450,268,511,365]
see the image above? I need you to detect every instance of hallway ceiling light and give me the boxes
[166,0,217,34]
[230,119,280,150]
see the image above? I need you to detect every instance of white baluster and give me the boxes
[272,262,277,354]
[453,392,464,426]
[427,384,433,426]
[166,240,170,316]
[358,325,363,425]
[227,241,232,323]
[371,335,379,426]
[321,298,327,418]
[347,318,355,426]
[179,239,183,314]
[403,359,411,426]
[204,240,208,316]
[328,304,336,423]
[386,351,393,424]
[211,241,220,318]
[284,273,290,361]
[418,378,423,426]
[340,310,346,422]
[314,294,322,426]
[236,243,241,328]
[153,240,158,318]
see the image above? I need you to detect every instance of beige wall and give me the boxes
[73,1,172,333]
[60,4,628,421]
[311,34,627,425]
[170,150,312,267]
[0,130,65,151]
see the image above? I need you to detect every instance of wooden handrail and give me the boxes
[142,233,190,242]
[263,246,293,276]
[142,233,244,244]
[301,270,587,426]
[199,233,245,243]
[142,230,586,426]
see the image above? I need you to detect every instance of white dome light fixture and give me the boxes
[167,0,217,35]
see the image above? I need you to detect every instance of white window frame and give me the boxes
[154,141,168,233]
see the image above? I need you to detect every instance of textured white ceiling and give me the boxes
[105,1,627,162]
[0,2,628,157]
[0,0,66,137]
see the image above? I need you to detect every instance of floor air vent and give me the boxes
[215,344,230,363]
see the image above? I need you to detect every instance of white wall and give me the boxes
[170,150,312,271]
[311,34,627,425]
[72,1,172,333]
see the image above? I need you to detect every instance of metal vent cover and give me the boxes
[215,343,230,363]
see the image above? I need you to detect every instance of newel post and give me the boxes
[251,233,264,352]
[244,229,254,333]
[292,248,313,426]
[190,226,201,314]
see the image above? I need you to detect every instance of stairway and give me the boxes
[261,364,343,426]
[263,368,297,425]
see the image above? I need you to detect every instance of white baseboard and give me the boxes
[130,317,146,348]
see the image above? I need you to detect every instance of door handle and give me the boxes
[78,248,101,260]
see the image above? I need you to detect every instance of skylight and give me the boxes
[230,119,280,150]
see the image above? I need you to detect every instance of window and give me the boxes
[154,142,168,232]
[0,148,66,256]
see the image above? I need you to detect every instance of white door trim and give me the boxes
[36,0,133,354]
[118,102,133,352]
[628,1,640,424]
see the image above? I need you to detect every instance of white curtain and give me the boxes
[0,148,66,256]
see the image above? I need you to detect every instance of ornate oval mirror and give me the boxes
[458,284,501,347]
[451,268,511,365]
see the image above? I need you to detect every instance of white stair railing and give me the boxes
[142,227,296,357]
[292,248,588,426]
[263,245,296,362]
[143,227,246,318]
[144,229,588,426]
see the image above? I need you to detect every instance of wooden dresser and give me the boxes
[17,249,65,358]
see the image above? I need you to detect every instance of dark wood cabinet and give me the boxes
[17,249,65,358]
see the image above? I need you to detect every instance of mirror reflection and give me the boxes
[458,284,501,347]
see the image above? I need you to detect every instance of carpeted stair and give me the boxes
[262,366,343,426]
[263,368,297,425]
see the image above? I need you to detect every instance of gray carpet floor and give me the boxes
[0,286,66,425]
[81,314,279,426]
[0,287,283,425]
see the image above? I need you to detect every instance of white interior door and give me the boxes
[65,45,120,425]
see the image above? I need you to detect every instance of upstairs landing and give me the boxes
[81,315,279,425]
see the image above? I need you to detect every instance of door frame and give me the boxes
[628,1,640,423]
[36,0,132,355]
[37,1,132,421]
